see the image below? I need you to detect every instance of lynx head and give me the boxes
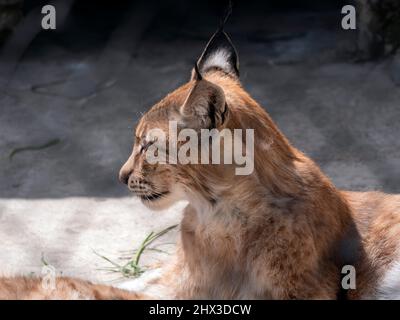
[119,29,268,210]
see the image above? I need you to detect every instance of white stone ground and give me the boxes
[0,197,185,286]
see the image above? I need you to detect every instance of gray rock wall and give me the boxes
[357,0,400,59]
[0,0,23,45]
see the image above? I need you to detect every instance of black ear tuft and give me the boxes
[219,0,233,31]
[195,29,239,78]
[197,1,239,77]
[192,1,239,79]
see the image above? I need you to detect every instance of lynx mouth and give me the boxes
[139,191,169,202]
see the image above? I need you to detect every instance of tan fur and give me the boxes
[344,191,400,298]
[0,276,149,300]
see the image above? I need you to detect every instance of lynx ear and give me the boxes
[192,29,239,79]
[180,78,227,129]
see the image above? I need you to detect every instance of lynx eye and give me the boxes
[139,140,155,154]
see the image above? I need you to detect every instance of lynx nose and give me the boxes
[119,167,133,185]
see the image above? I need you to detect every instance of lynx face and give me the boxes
[118,99,186,210]
[119,30,241,210]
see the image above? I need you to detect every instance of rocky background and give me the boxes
[356,0,400,58]
[0,0,23,44]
